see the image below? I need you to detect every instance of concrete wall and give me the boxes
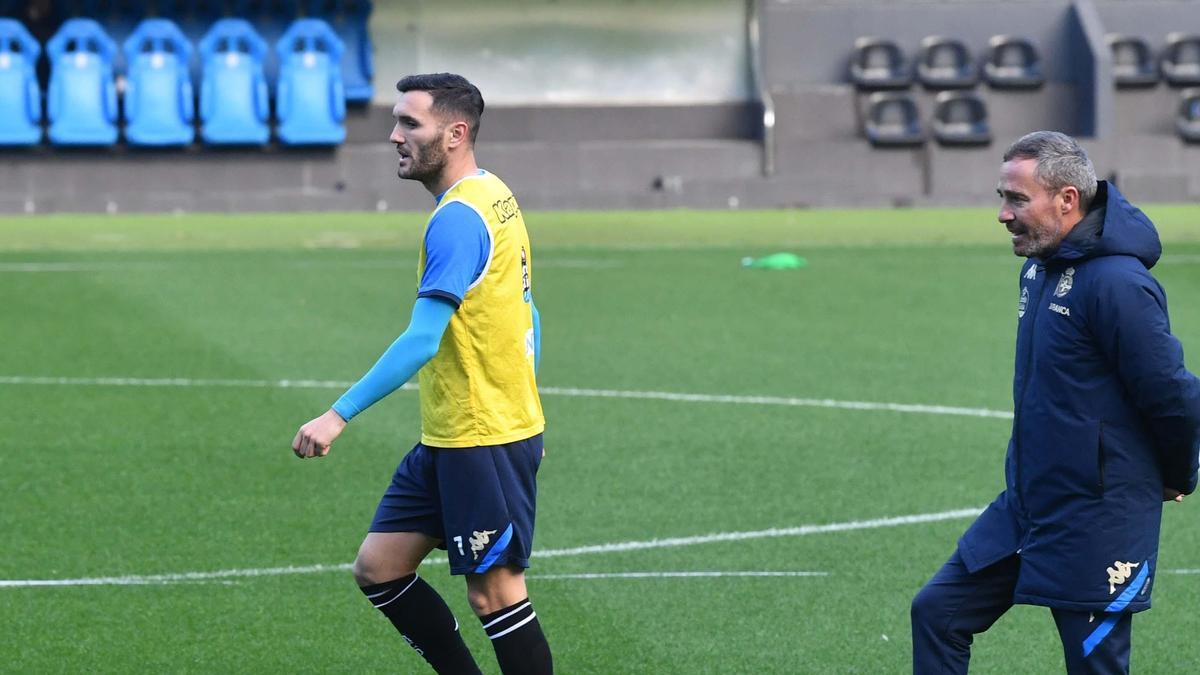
[369,0,751,106]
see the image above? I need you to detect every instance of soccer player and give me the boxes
[911,131,1200,673]
[292,73,552,675]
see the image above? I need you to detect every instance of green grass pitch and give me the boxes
[2,206,1199,673]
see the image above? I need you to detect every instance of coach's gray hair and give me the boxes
[1003,131,1098,210]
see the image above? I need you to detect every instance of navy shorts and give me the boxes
[369,433,543,576]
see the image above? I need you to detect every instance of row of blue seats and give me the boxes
[2,1,369,42]
[1,1,372,100]
[0,16,352,145]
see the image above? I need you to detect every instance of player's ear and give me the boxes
[1059,185,1079,215]
[446,120,469,149]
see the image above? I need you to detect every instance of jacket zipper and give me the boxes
[1013,268,1049,515]
[1098,422,1106,493]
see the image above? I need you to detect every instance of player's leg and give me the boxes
[910,550,1020,674]
[354,530,439,583]
[1051,609,1132,675]
[356,443,482,675]
[467,565,552,675]
[436,434,552,675]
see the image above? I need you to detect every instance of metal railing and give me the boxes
[747,0,776,176]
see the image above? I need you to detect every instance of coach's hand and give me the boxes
[292,409,347,459]
[1164,487,1185,503]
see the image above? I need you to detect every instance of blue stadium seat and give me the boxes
[122,18,195,146]
[984,35,1044,89]
[850,37,911,90]
[46,18,119,145]
[0,19,43,146]
[1163,33,1200,87]
[81,0,147,73]
[864,92,924,147]
[234,0,300,88]
[275,18,346,145]
[917,36,977,90]
[198,19,270,145]
[308,0,373,102]
[1108,34,1157,88]
[1178,89,1200,143]
[159,0,226,82]
[931,90,991,146]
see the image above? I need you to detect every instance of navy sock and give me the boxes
[479,598,553,675]
[360,574,481,675]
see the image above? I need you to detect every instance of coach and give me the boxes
[911,131,1200,674]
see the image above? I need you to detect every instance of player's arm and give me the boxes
[332,297,456,419]
[1092,269,1200,496]
[292,297,455,459]
[291,200,489,460]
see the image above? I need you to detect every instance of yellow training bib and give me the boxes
[417,171,544,447]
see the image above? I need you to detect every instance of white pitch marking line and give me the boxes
[537,387,1012,420]
[0,376,1013,420]
[0,375,377,391]
[0,563,352,588]
[0,262,174,272]
[0,506,982,589]
[1164,569,1200,574]
[0,259,619,272]
[525,507,984,559]
[529,571,828,580]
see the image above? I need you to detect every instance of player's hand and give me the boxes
[292,409,347,459]
[1163,487,1185,503]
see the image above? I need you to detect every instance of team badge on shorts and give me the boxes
[1106,560,1139,595]
[469,529,498,561]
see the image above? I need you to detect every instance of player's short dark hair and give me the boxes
[396,73,485,144]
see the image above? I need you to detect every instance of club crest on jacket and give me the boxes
[1055,267,1075,298]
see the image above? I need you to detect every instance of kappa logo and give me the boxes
[1018,286,1029,318]
[1054,267,1075,298]
[469,529,498,561]
[1024,266,1037,280]
[1107,560,1140,595]
[492,194,520,224]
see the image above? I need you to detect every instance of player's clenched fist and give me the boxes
[292,409,348,459]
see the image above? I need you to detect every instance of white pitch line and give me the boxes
[0,563,352,588]
[0,506,981,589]
[0,375,370,391]
[526,507,984,559]
[0,259,619,273]
[529,571,827,580]
[537,386,1012,420]
[1164,569,1200,575]
[0,262,174,272]
[0,376,1013,420]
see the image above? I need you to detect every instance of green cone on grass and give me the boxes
[740,252,807,270]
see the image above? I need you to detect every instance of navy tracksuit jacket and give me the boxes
[958,181,1200,613]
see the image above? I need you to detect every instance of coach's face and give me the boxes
[997,158,1076,259]
[390,90,448,183]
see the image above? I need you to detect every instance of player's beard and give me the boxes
[398,136,448,184]
[1009,215,1065,259]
